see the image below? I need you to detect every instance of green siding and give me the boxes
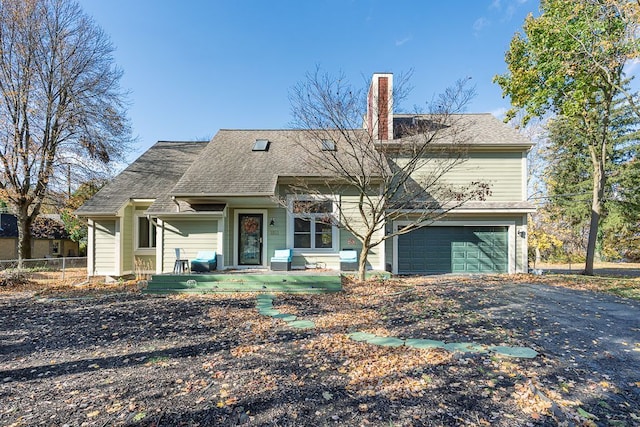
[122,206,134,272]
[162,219,218,273]
[266,208,287,263]
[398,226,508,274]
[397,151,524,202]
[515,215,527,272]
[224,211,232,266]
[94,219,116,275]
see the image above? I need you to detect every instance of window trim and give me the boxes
[287,195,339,253]
[135,214,157,252]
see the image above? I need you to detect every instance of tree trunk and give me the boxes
[357,248,368,282]
[16,205,33,269]
[584,151,606,276]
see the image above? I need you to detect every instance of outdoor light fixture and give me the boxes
[518,230,526,238]
[269,219,275,227]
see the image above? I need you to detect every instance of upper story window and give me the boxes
[252,139,270,151]
[290,198,337,250]
[321,139,336,151]
[137,216,156,249]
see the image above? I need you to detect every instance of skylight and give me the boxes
[321,139,336,151]
[252,139,270,151]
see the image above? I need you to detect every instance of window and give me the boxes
[137,216,156,249]
[252,139,270,151]
[292,199,335,250]
[51,240,60,256]
[321,139,336,151]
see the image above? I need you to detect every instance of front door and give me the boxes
[238,213,263,265]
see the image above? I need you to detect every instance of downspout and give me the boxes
[172,196,180,212]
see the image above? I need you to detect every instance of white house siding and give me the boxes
[94,219,116,275]
[161,219,218,273]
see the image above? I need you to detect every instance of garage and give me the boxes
[397,226,508,274]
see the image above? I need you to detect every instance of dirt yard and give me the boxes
[1,274,639,426]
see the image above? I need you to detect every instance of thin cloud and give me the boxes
[473,17,490,32]
[395,36,412,47]
[489,107,508,120]
[624,58,640,75]
[489,0,530,21]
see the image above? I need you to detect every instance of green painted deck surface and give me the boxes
[144,273,343,294]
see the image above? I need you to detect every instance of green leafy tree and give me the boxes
[60,180,105,253]
[544,103,639,261]
[0,0,131,266]
[494,0,639,274]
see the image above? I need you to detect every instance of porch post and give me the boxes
[217,217,225,269]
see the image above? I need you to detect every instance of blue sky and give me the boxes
[79,0,539,161]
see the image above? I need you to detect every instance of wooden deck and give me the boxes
[144,271,344,294]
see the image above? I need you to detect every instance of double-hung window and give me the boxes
[137,216,156,250]
[291,199,336,250]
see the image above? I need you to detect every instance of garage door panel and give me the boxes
[398,226,508,274]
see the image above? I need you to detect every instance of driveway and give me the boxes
[481,282,640,386]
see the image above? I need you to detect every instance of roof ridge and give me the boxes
[155,140,210,143]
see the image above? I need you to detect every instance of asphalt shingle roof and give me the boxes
[76,141,208,215]
[169,129,377,197]
[0,214,71,239]
[392,113,533,145]
[78,114,533,215]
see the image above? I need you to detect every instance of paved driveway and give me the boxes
[478,281,640,409]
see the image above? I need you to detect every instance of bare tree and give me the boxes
[0,0,131,265]
[286,69,490,281]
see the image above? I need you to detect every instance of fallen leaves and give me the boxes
[302,333,451,400]
[2,274,639,426]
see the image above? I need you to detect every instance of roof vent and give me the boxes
[321,139,336,151]
[252,139,270,151]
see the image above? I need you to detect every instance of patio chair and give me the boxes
[339,250,358,271]
[173,248,189,274]
[190,251,217,273]
[270,249,293,271]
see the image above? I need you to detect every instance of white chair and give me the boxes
[173,248,189,274]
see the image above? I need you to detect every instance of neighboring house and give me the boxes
[77,73,535,278]
[0,213,79,260]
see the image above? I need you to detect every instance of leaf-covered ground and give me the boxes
[1,274,639,426]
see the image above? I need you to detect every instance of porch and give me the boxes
[144,269,344,294]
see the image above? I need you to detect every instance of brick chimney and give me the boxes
[366,73,393,140]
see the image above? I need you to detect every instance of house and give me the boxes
[0,213,79,260]
[77,73,534,278]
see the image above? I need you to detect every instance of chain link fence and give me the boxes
[0,257,88,285]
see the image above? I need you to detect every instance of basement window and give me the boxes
[321,139,336,151]
[252,139,270,151]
